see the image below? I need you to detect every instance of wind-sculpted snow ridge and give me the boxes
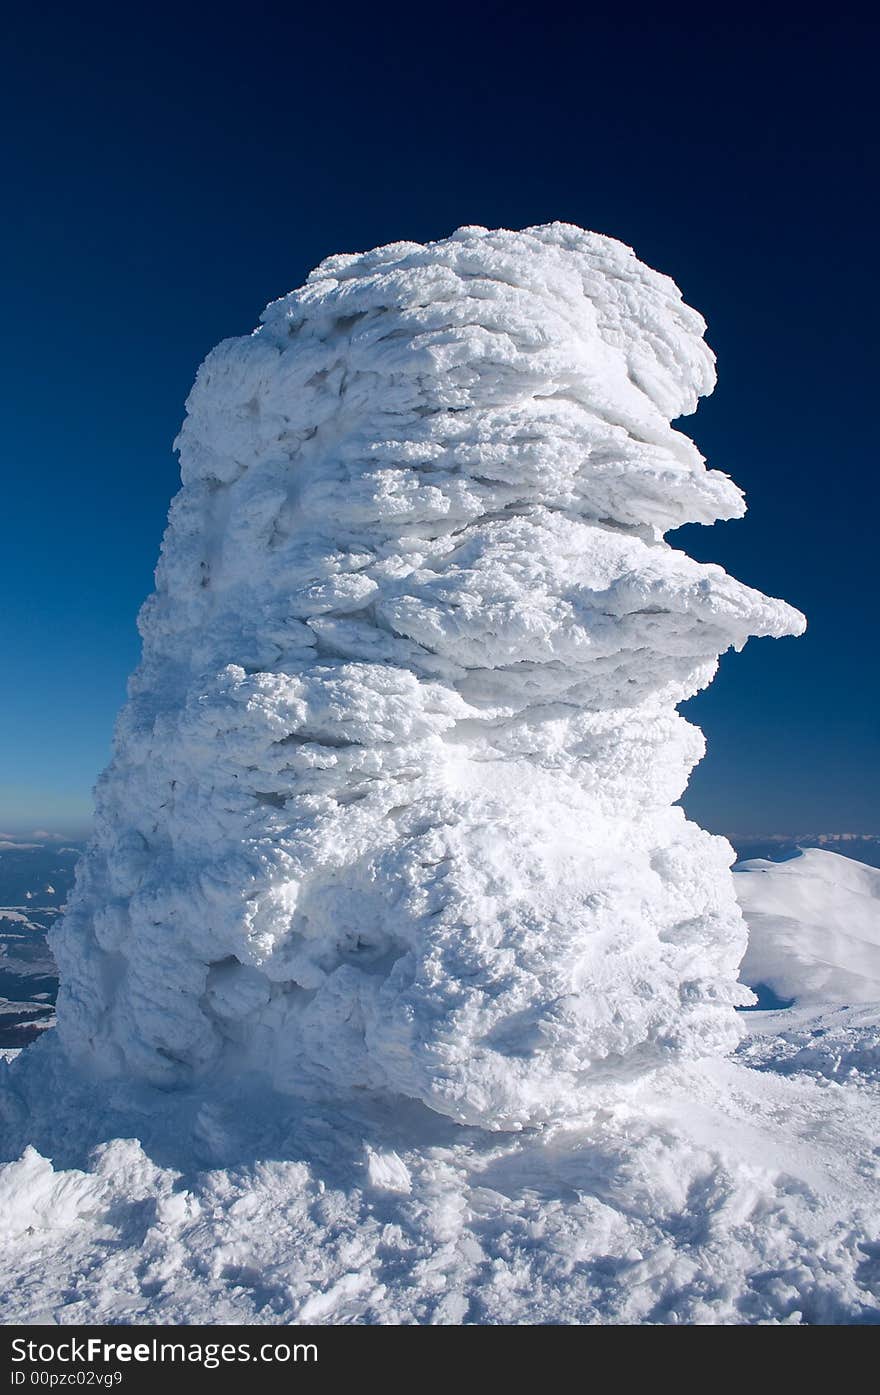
[53,224,804,1128]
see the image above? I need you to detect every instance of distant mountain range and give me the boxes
[729,833,880,869]
[0,838,84,1048]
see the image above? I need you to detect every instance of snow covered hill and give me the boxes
[737,848,880,1006]
[733,834,880,870]
[734,849,880,1092]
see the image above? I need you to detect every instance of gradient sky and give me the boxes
[1,6,877,836]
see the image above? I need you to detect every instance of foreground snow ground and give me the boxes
[1,848,879,1326]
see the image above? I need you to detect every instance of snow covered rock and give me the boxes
[52,224,804,1127]
[737,848,880,1006]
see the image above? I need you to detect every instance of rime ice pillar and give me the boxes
[53,225,805,1127]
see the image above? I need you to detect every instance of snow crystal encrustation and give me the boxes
[52,224,804,1127]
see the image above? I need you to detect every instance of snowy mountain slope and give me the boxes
[0,841,81,1048]
[732,849,880,1090]
[0,909,59,1048]
[737,848,880,1006]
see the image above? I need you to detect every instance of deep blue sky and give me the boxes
[1,6,877,836]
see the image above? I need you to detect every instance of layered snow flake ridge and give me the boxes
[53,224,805,1128]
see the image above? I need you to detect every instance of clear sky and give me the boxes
[1,6,877,837]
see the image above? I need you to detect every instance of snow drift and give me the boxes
[737,848,880,1006]
[52,224,804,1127]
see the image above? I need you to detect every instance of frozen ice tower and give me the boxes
[53,225,805,1127]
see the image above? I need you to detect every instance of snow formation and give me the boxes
[53,224,804,1128]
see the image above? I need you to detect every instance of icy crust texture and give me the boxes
[53,225,805,1127]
